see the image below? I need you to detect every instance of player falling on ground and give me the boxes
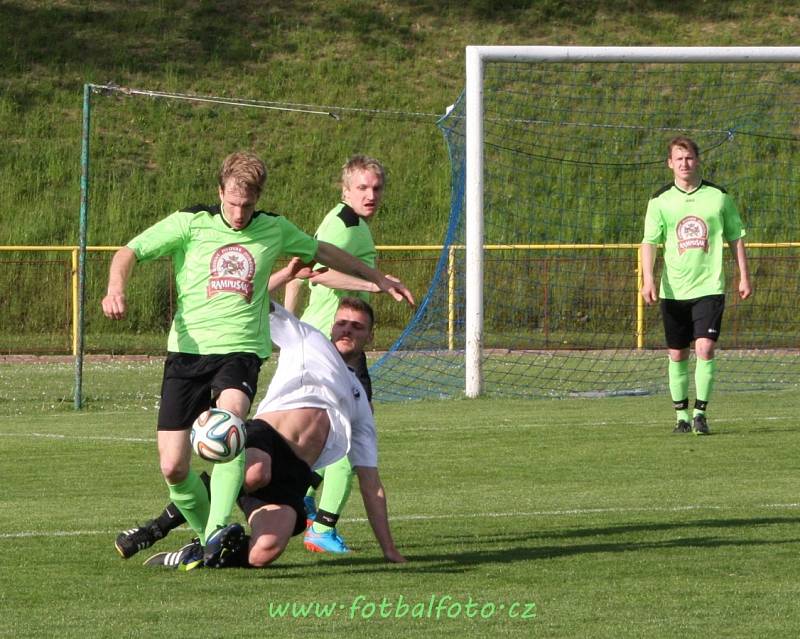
[116,296,405,568]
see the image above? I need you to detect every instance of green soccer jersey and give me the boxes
[642,180,745,300]
[301,203,376,335]
[127,204,318,357]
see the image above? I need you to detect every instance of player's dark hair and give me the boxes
[337,296,375,330]
[667,135,699,158]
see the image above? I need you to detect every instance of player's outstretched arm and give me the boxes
[304,269,405,294]
[355,466,407,563]
[282,277,304,314]
[268,257,323,294]
[271,257,398,313]
[315,241,415,307]
[271,257,384,296]
[102,247,137,320]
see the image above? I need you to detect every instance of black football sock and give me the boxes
[155,471,212,535]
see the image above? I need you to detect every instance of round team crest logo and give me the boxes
[676,216,709,255]
[207,244,256,302]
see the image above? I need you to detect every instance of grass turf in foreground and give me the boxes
[1,362,799,637]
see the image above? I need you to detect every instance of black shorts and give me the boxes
[237,418,314,537]
[157,352,262,431]
[661,295,725,350]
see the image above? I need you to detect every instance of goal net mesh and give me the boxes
[372,61,800,400]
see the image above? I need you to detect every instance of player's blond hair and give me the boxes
[218,151,267,197]
[341,155,385,193]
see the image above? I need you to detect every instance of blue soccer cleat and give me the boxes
[304,495,317,528]
[303,526,351,554]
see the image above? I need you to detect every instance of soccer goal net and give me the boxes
[372,46,800,401]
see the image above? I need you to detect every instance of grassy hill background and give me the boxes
[1,0,799,350]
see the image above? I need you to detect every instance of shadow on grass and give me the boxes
[246,515,800,577]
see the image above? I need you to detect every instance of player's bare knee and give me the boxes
[244,462,271,491]
[248,537,286,567]
[160,459,189,484]
[244,449,271,491]
[695,340,715,360]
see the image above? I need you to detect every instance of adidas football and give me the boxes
[190,408,246,463]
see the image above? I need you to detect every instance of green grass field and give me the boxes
[2,360,799,638]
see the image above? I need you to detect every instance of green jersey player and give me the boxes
[300,198,377,336]
[640,136,752,435]
[282,155,386,554]
[103,151,413,566]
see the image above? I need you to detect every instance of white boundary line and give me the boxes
[0,412,787,444]
[3,502,799,540]
[1,415,795,540]
[0,432,155,442]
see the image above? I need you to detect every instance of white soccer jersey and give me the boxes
[255,302,378,470]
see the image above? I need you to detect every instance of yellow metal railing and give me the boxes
[2,242,798,355]
[0,245,117,356]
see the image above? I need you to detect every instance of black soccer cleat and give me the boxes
[672,420,692,434]
[203,523,246,568]
[143,538,202,569]
[115,520,164,559]
[692,413,710,435]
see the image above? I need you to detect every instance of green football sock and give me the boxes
[694,357,717,415]
[204,451,245,542]
[668,358,690,422]
[167,470,210,542]
[312,456,354,533]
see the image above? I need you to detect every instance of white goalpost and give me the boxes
[463,46,800,398]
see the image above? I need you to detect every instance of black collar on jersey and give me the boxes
[181,203,275,230]
[672,181,702,195]
[337,203,362,228]
[672,179,727,196]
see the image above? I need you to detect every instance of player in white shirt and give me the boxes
[233,299,404,567]
[253,301,378,473]
[124,291,405,568]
